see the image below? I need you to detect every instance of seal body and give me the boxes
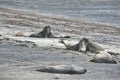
[36,65,87,74]
[86,42,104,53]
[81,38,104,53]
[29,26,70,38]
[60,38,104,53]
[90,52,117,64]
[59,39,82,51]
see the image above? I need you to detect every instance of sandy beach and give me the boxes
[0,7,120,80]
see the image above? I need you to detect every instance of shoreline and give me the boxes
[0,5,120,28]
[0,6,119,29]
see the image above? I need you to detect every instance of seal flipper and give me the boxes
[63,36,70,38]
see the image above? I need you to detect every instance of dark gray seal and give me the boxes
[59,39,82,51]
[36,65,87,74]
[81,38,104,53]
[29,26,70,38]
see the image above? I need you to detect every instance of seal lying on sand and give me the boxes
[60,38,104,53]
[90,52,117,64]
[36,65,87,74]
[29,26,70,38]
[59,39,82,51]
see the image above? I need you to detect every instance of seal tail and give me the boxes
[110,59,117,64]
[59,39,64,43]
[89,59,117,64]
[59,39,68,48]
[89,59,95,62]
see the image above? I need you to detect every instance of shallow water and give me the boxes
[0,0,120,27]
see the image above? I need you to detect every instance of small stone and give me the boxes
[54,77,59,79]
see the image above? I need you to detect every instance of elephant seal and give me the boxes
[59,38,104,53]
[29,26,70,38]
[36,65,87,74]
[59,39,82,51]
[81,38,104,53]
[90,52,117,64]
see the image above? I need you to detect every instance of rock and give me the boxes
[15,32,30,37]
[54,77,59,79]
[15,32,25,36]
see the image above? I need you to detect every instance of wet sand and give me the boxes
[0,7,120,80]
